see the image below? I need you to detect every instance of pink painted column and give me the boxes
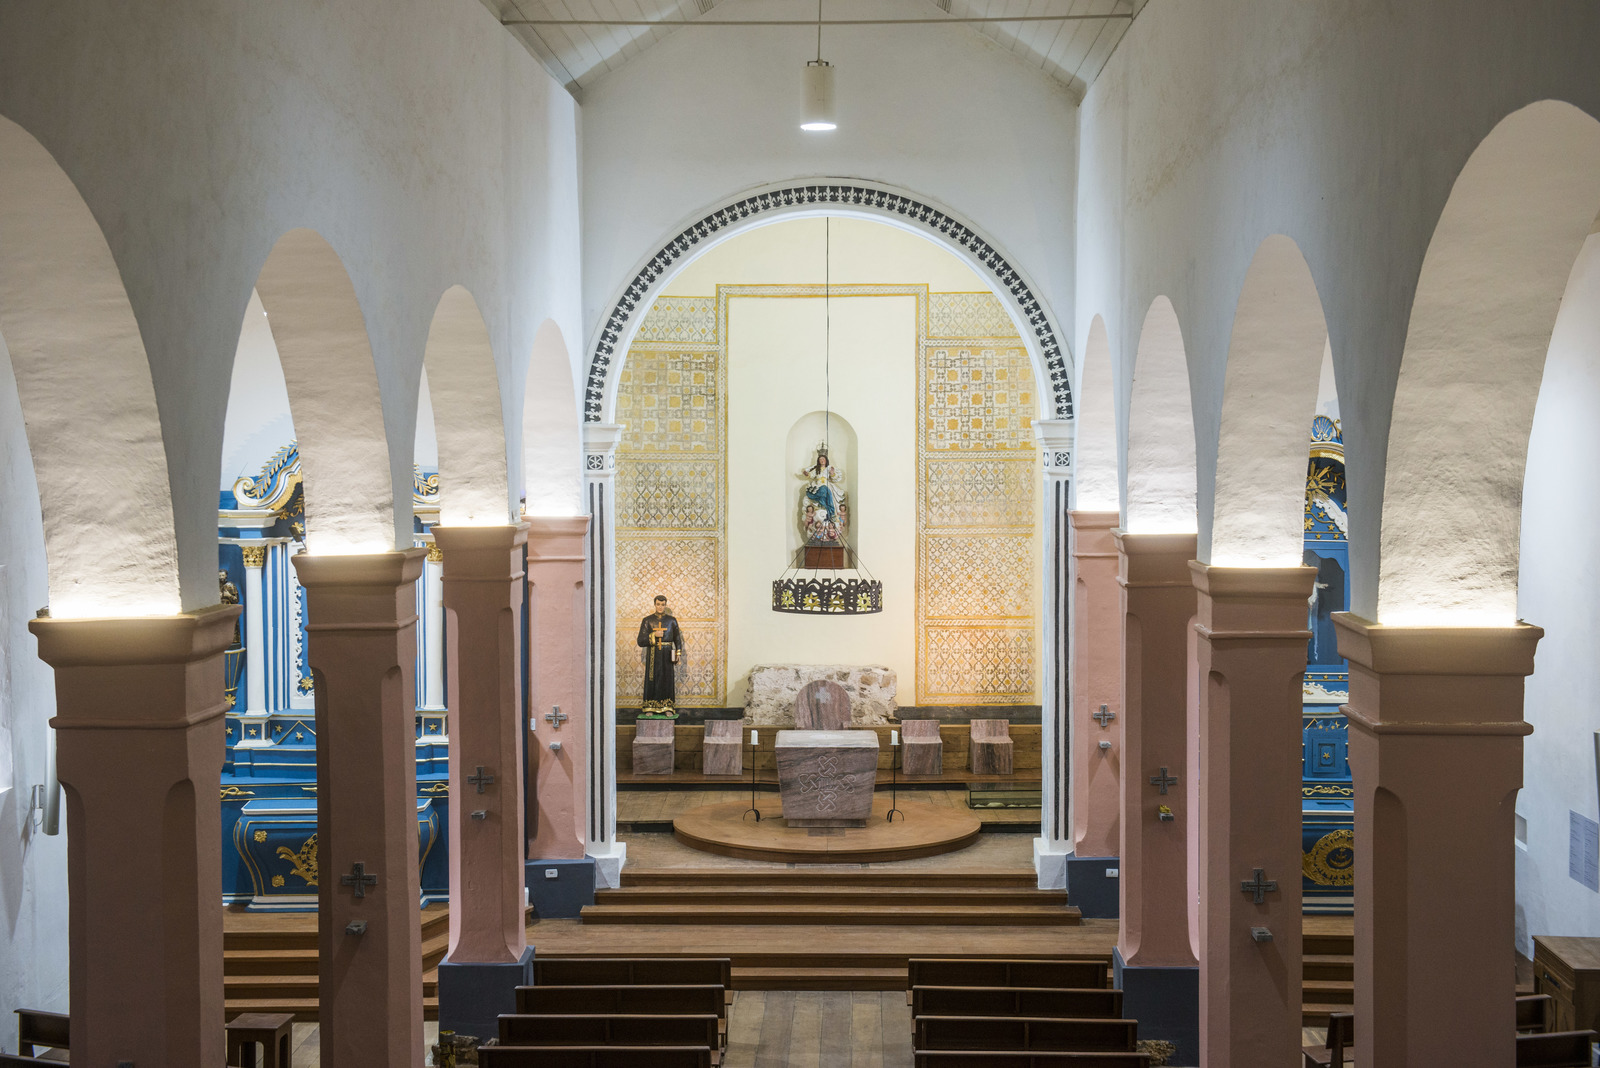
[294,550,426,1068]
[525,517,592,910]
[1192,563,1316,1068]
[1335,614,1541,1068]
[434,525,533,1040]
[1071,510,1122,859]
[1114,531,1199,1062]
[30,605,239,1068]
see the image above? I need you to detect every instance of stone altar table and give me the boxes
[775,730,880,827]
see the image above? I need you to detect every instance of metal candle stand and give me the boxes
[743,729,762,822]
[886,729,903,822]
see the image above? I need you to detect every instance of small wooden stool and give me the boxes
[226,1011,294,1068]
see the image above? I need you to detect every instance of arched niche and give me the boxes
[783,411,860,560]
[422,284,509,526]
[1125,296,1197,535]
[1074,315,1118,512]
[523,318,582,517]
[1380,100,1600,625]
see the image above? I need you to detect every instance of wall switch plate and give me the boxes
[1106,867,1119,878]
[545,868,558,879]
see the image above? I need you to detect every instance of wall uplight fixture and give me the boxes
[800,0,836,131]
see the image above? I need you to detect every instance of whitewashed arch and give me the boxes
[0,116,180,618]
[1125,297,1197,534]
[1209,235,1331,567]
[523,318,582,518]
[1074,315,1118,512]
[251,229,394,555]
[1379,100,1600,626]
[423,285,511,526]
[583,180,1074,424]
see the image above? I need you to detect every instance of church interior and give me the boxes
[2,2,1599,1065]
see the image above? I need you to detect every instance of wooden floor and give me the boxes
[620,785,1043,828]
[672,799,982,863]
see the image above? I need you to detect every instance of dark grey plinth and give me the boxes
[437,945,533,1046]
[1113,946,1198,1067]
[1065,854,1121,918]
[524,857,597,918]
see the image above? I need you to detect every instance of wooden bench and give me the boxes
[702,720,743,775]
[914,1016,1138,1053]
[914,1054,1152,1068]
[1302,1011,1351,1068]
[479,1046,712,1068]
[908,959,1109,1003]
[516,984,725,1021]
[499,1013,719,1063]
[969,719,1013,774]
[902,719,943,777]
[13,1009,67,1060]
[0,1056,56,1068]
[532,956,732,990]
[913,986,1122,1022]
[632,719,675,774]
[1516,1029,1598,1067]
[1519,993,1555,1034]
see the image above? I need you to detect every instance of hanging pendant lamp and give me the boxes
[772,217,883,615]
[800,0,836,131]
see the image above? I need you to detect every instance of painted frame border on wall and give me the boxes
[584,180,1075,425]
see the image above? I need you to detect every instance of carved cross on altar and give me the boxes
[1092,705,1116,728]
[468,766,495,794]
[340,861,378,899]
[1148,767,1178,795]
[1241,867,1278,905]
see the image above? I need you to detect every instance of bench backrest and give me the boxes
[1515,1030,1599,1068]
[971,719,1011,741]
[516,984,725,1019]
[914,1016,1138,1053]
[903,720,941,740]
[479,1045,712,1068]
[532,957,731,989]
[636,720,675,741]
[15,1009,68,1052]
[1517,994,1553,1034]
[499,1013,717,1049]
[0,1055,57,1068]
[913,986,1122,1020]
[909,959,1107,991]
[704,720,742,741]
[914,1054,1152,1068]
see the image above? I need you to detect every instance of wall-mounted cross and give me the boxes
[468,766,495,794]
[340,861,378,899]
[543,708,569,729]
[1241,867,1278,905]
[1149,767,1178,795]
[1093,705,1116,728]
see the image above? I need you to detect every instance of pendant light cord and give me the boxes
[816,0,823,61]
[825,215,830,452]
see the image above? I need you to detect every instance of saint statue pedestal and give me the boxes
[803,545,847,569]
[775,730,880,828]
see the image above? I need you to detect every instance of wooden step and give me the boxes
[732,966,905,991]
[1302,1002,1349,1028]
[224,973,439,1000]
[619,868,1040,888]
[579,904,1082,926]
[596,886,1068,907]
[1302,953,1354,982]
[1302,978,1353,1005]
[223,997,440,1023]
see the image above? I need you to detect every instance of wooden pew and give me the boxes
[479,1045,712,1068]
[1516,1030,1598,1067]
[913,986,1122,1022]
[499,1012,718,1054]
[0,1056,56,1068]
[914,1055,1152,1068]
[516,984,725,1021]
[1302,1011,1351,1068]
[908,959,1109,1003]
[13,1009,68,1059]
[532,956,731,991]
[1518,993,1554,1034]
[914,1016,1138,1053]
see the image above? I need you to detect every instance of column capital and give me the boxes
[526,515,591,562]
[31,602,240,670]
[1190,561,1317,640]
[583,423,624,476]
[433,524,530,581]
[1333,613,1543,677]
[1113,530,1198,588]
[1035,418,1074,476]
[292,548,426,589]
[240,543,267,568]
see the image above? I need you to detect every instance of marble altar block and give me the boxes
[775,730,880,827]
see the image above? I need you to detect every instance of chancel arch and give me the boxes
[423,284,511,526]
[0,115,180,618]
[1379,100,1600,626]
[1125,296,1197,534]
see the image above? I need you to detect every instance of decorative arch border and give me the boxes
[583,180,1074,422]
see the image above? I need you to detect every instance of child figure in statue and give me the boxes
[637,594,683,715]
[798,448,848,545]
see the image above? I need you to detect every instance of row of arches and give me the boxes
[0,114,585,620]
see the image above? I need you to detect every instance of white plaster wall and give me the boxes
[1073,316,1119,512]
[423,285,509,525]
[0,0,583,605]
[1516,230,1600,954]
[1125,297,1196,534]
[220,291,296,490]
[581,0,1078,389]
[0,332,68,1031]
[1075,0,1600,617]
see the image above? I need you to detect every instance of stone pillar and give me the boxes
[1191,563,1316,1068]
[293,550,427,1068]
[30,604,240,1068]
[1065,509,1123,918]
[1334,614,1541,1068]
[242,543,268,714]
[433,525,534,1043]
[420,541,446,711]
[525,516,595,915]
[582,423,625,887]
[1113,530,1199,1064]
[1033,419,1075,889]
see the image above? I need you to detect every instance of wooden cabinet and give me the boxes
[1533,935,1600,1033]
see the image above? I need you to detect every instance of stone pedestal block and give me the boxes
[969,719,1014,774]
[901,719,944,777]
[745,664,896,725]
[632,719,675,774]
[702,719,743,775]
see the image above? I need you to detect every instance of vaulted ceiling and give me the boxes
[483,0,1145,101]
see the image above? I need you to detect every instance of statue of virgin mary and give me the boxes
[797,447,848,546]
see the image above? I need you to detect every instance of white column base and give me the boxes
[588,842,627,890]
[1033,837,1071,890]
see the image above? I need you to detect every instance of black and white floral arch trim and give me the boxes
[583,183,1074,422]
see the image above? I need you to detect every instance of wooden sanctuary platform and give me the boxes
[672,799,982,863]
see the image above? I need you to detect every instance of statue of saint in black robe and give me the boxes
[637,608,684,712]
